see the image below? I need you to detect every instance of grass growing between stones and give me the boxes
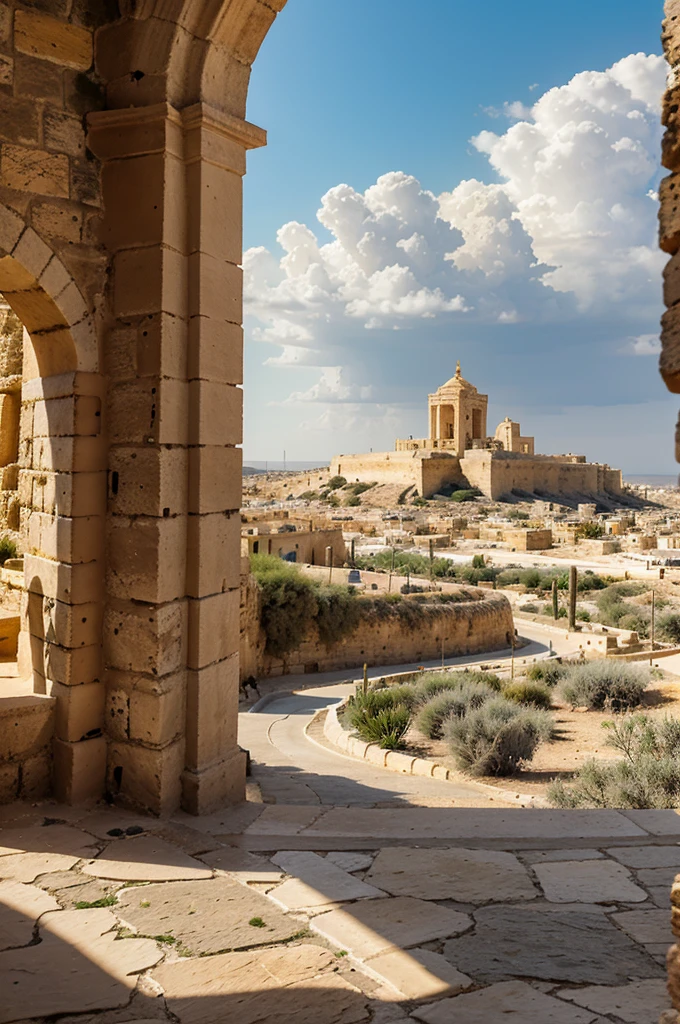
[74,895,118,909]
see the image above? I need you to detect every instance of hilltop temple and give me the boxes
[329,364,623,503]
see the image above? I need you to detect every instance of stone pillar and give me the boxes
[88,102,264,815]
[0,302,24,530]
[435,403,441,441]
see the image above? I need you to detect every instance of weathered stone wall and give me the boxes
[459,451,623,502]
[242,526,347,566]
[240,575,515,681]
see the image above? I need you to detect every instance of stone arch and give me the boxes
[0,206,98,378]
[0,205,106,805]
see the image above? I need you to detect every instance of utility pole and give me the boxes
[350,538,356,566]
[510,632,516,680]
[388,547,395,593]
[429,538,434,589]
[362,663,368,695]
[650,589,656,664]
[568,565,577,631]
[326,545,333,584]
[441,632,445,668]
[551,579,559,621]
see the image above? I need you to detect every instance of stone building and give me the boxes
[332,364,622,502]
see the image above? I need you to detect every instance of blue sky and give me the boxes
[242,0,674,474]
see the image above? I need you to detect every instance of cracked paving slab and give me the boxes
[442,905,664,984]
[268,851,385,910]
[532,859,647,903]
[0,908,163,1023]
[116,876,303,954]
[152,943,371,1024]
[365,847,537,902]
[82,837,213,882]
[410,979,604,1023]
[311,896,471,958]
[555,978,671,1023]
[0,879,60,950]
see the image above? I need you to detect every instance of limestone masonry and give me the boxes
[331,363,623,503]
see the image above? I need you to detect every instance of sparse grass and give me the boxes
[0,535,16,565]
[154,934,176,944]
[249,917,266,928]
[74,895,118,909]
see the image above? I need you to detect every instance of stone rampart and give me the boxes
[240,579,514,681]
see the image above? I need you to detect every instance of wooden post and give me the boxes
[568,565,577,631]
[362,663,368,695]
[551,578,558,621]
[650,589,656,664]
[429,538,434,589]
[326,545,333,584]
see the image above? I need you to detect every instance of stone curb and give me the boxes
[322,700,547,807]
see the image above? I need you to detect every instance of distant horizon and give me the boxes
[243,460,679,483]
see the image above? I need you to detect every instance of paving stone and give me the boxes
[442,905,663,984]
[620,810,680,834]
[0,824,97,857]
[52,877,123,909]
[649,887,675,909]
[116,876,301,954]
[366,847,536,902]
[0,908,162,1023]
[199,846,284,884]
[301,808,646,840]
[82,837,213,882]
[363,947,473,1000]
[0,851,83,882]
[173,803,265,836]
[245,806,324,835]
[326,852,375,873]
[534,859,647,903]
[269,851,384,910]
[606,846,680,869]
[556,978,671,1023]
[525,849,605,862]
[312,896,471,958]
[74,811,154,841]
[637,867,680,889]
[611,909,674,945]
[0,879,59,950]
[33,869,93,891]
[411,979,602,1023]
[152,943,371,1024]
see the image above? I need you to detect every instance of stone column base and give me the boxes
[180,747,246,815]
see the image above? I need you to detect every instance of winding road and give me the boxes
[238,621,581,809]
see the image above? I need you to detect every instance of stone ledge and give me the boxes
[320,700,545,807]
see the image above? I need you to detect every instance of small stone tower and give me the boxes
[427,362,489,456]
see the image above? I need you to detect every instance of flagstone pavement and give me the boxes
[1,800,680,1023]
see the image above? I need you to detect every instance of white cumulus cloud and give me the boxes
[245,52,667,417]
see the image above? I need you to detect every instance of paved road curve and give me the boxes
[238,622,580,809]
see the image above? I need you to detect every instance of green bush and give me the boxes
[575,522,604,539]
[251,555,318,658]
[327,475,347,490]
[471,555,485,569]
[251,555,361,657]
[657,612,680,644]
[0,535,17,565]
[345,495,361,507]
[549,714,680,809]
[345,685,417,748]
[576,607,591,622]
[502,680,552,709]
[519,603,539,614]
[617,612,649,638]
[450,488,481,502]
[315,585,361,647]
[507,509,530,521]
[527,661,567,687]
[414,682,493,739]
[355,707,412,748]
[444,697,552,776]
[559,660,649,711]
